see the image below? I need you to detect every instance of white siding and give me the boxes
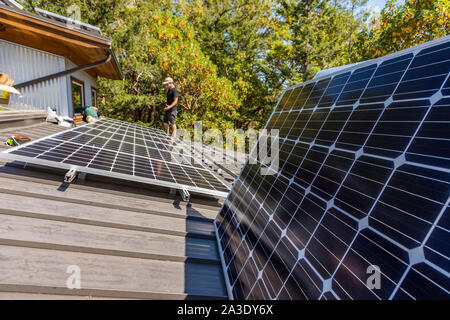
[0,39,69,116]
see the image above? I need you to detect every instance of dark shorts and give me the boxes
[163,110,177,125]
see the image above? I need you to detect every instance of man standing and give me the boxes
[163,77,178,137]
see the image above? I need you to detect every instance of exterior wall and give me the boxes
[0,39,69,116]
[0,39,99,117]
[64,58,98,117]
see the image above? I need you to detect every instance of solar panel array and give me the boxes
[215,37,450,300]
[1,118,230,197]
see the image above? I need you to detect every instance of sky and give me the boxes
[366,0,407,14]
[366,0,388,14]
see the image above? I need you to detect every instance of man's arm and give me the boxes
[164,96,178,111]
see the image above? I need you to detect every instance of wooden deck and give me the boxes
[0,121,229,300]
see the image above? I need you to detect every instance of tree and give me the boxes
[352,0,450,61]
[179,0,279,129]
[101,1,241,132]
[274,0,358,84]
[19,0,128,30]
[19,0,241,133]
[342,0,370,63]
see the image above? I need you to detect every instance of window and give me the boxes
[91,87,97,107]
[71,77,85,115]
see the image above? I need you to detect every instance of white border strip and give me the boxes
[214,220,234,300]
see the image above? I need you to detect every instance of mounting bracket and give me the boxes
[64,168,78,183]
[179,188,190,202]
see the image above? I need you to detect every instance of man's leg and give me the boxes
[171,124,177,137]
[164,122,169,135]
[170,113,177,137]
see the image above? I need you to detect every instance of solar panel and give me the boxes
[0,118,230,197]
[215,36,450,300]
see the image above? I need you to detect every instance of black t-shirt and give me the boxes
[166,87,179,113]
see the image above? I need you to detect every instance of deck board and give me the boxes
[0,215,220,263]
[0,245,227,299]
[0,193,215,238]
[0,120,229,300]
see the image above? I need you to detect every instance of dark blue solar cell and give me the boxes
[394,41,450,100]
[223,227,243,267]
[299,108,330,143]
[406,98,450,169]
[265,174,290,208]
[393,263,450,300]
[229,240,250,284]
[336,64,377,106]
[335,156,393,219]
[424,207,450,273]
[10,150,39,157]
[335,104,384,151]
[287,110,312,140]
[311,150,354,201]
[365,100,431,158]
[280,141,308,179]
[239,200,261,236]
[332,229,409,300]
[38,153,68,162]
[231,278,245,300]
[234,257,259,299]
[279,111,300,138]
[281,259,323,299]
[277,88,295,111]
[294,145,328,188]
[369,164,450,249]
[304,78,331,109]
[305,208,358,279]
[273,186,304,230]
[248,279,270,300]
[315,106,353,146]
[361,54,413,103]
[252,240,270,272]
[266,112,286,131]
[286,194,327,250]
[245,208,270,250]
[262,237,298,298]
[53,131,79,141]
[318,72,351,108]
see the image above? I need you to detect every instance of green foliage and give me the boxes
[17,0,448,135]
[353,0,450,61]
[273,0,369,84]
[106,2,241,131]
[179,0,279,129]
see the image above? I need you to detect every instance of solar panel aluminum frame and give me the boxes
[0,120,231,198]
[214,35,450,300]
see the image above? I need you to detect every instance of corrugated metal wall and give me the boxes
[0,39,69,116]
